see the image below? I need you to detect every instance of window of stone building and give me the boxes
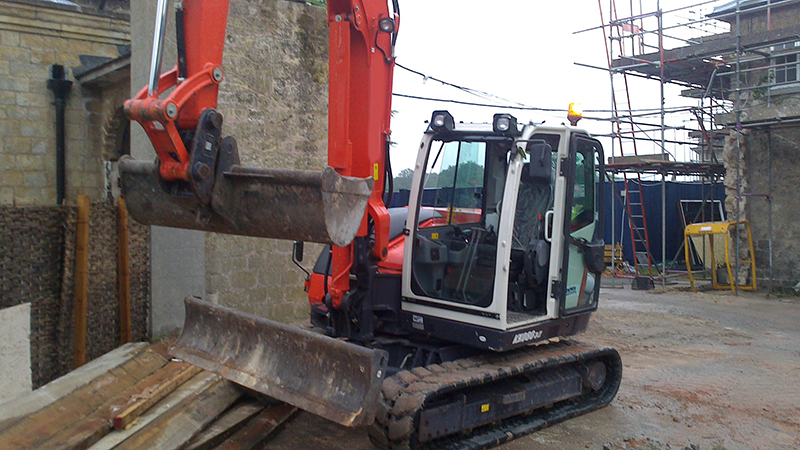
[774,53,798,84]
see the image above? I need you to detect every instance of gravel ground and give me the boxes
[266,283,800,450]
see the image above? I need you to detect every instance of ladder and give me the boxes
[602,0,656,282]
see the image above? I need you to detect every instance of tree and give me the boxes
[437,161,483,188]
[393,168,414,191]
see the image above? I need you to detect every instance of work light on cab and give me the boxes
[493,113,519,136]
[430,110,455,132]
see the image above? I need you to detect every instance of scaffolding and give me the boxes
[579,0,791,291]
[588,1,723,287]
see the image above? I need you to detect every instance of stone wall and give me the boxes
[721,128,759,286]
[722,129,748,223]
[0,0,129,206]
[205,1,329,322]
[744,126,800,289]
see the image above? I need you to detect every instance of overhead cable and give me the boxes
[395,63,700,115]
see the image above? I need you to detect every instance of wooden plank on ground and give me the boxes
[87,372,220,450]
[110,377,242,450]
[0,341,171,449]
[118,196,131,344]
[0,342,147,427]
[35,361,200,450]
[213,403,298,450]
[183,401,265,450]
[114,364,202,429]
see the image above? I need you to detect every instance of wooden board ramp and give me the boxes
[0,340,298,450]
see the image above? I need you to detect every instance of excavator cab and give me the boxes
[401,112,606,351]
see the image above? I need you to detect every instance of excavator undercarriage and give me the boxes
[370,341,621,450]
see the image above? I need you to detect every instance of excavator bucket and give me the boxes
[118,155,373,247]
[170,297,389,427]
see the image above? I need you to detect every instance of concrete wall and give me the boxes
[0,303,32,402]
[0,0,129,206]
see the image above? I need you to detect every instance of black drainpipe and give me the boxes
[47,65,72,205]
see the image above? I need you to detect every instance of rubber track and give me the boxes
[368,339,622,450]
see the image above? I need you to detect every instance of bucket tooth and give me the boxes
[170,297,388,427]
[118,156,373,246]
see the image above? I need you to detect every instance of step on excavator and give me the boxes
[121,0,622,448]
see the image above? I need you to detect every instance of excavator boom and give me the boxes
[122,0,396,250]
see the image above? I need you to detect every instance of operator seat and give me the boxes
[509,163,552,313]
[512,163,551,250]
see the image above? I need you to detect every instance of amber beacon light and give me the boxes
[567,102,583,126]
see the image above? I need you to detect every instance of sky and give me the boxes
[386,0,729,172]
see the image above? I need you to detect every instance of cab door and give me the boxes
[557,135,605,316]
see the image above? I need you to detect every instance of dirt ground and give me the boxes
[266,283,800,450]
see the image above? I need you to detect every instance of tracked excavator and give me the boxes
[120,0,622,448]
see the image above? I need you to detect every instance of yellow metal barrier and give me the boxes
[604,243,623,269]
[684,221,756,292]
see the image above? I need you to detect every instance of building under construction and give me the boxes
[589,0,800,290]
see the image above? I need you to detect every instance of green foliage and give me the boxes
[438,161,484,188]
[752,71,775,101]
[393,168,414,191]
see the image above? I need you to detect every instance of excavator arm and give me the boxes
[121,0,399,427]
[122,0,397,289]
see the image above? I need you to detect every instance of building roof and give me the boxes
[612,22,800,88]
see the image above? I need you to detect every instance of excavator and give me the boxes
[120,0,622,448]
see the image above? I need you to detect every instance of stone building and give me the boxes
[611,0,800,289]
[0,0,137,394]
[0,0,130,206]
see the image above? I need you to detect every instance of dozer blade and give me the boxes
[170,297,389,427]
[118,156,373,246]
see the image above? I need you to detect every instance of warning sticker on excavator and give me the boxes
[481,404,490,413]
